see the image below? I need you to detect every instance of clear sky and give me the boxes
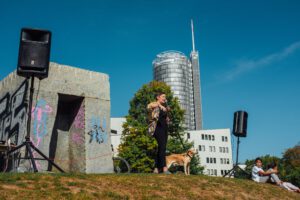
[0,0,299,163]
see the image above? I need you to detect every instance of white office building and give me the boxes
[110,118,125,155]
[187,129,233,176]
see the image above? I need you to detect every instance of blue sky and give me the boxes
[0,0,299,163]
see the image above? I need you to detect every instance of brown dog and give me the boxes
[166,149,196,175]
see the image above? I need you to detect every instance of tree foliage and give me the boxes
[281,145,300,186]
[118,81,204,174]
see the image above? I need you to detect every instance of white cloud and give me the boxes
[224,41,300,81]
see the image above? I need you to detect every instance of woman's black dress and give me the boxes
[153,108,168,169]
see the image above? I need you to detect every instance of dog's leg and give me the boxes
[166,160,171,169]
[184,163,187,175]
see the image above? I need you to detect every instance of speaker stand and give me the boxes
[223,136,249,178]
[7,76,64,173]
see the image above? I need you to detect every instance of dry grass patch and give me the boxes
[0,173,299,200]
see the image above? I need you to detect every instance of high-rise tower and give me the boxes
[190,19,203,130]
[152,20,203,130]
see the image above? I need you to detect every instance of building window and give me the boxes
[187,133,190,139]
[210,158,213,163]
[205,134,208,140]
[226,147,229,153]
[214,170,217,176]
[201,134,204,140]
[225,136,228,142]
[209,135,212,140]
[199,145,205,151]
[212,135,215,141]
[213,146,216,152]
[206,157,209,163]
[219,147,222,153]
[214,158,216,163]
[220,158,223,164]
[209,146,212,152]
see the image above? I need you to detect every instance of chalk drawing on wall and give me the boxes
[31,99,53,169]
[71,103,85,145]
[87,115,108,144]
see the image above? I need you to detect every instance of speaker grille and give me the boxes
[17,28,51,79]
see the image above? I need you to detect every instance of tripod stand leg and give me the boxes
[25,142,38,172]
[7,142,26,154]
[29,143,65,173]
[223,165,250,178]
[223,167,235,177]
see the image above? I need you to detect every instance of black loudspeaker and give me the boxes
[17,28,51,79]
[233,111,248,137]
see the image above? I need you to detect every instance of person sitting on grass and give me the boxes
[267,162,300,193]
[252,157,278,183]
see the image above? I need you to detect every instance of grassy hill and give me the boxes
[0,173,299,200]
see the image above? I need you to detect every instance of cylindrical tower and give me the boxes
[153,50,194,130]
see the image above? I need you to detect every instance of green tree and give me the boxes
[118,81,204,174]
[244,155,282,171]
[281,145,300,186]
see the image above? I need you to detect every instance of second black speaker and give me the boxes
[233,111,248,137]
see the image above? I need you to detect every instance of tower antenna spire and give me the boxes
[191,19,196,52]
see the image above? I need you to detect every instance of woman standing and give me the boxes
[147,92,170,174]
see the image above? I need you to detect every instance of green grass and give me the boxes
[0,173,299,200]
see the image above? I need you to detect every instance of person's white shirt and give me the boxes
[252,165,263,182]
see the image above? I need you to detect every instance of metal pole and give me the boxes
[26,76,34,140]
[236,136,240,166]
[191,19,196,52]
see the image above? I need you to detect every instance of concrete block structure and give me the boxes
[0,62,113,173]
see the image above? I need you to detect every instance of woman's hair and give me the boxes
[267,162,277,169]
[155,92,165,99]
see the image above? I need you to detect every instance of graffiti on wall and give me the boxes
[0,80,28,145]
[73,105,84,129]
[71,103,85,145]
[31,99,53,169]
[31,99,53,146]
[87,115,108,144]
[71,132,84,145]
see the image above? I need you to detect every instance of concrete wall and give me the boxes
[0,62,113,173]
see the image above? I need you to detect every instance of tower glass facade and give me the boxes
[153,50,202,130]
